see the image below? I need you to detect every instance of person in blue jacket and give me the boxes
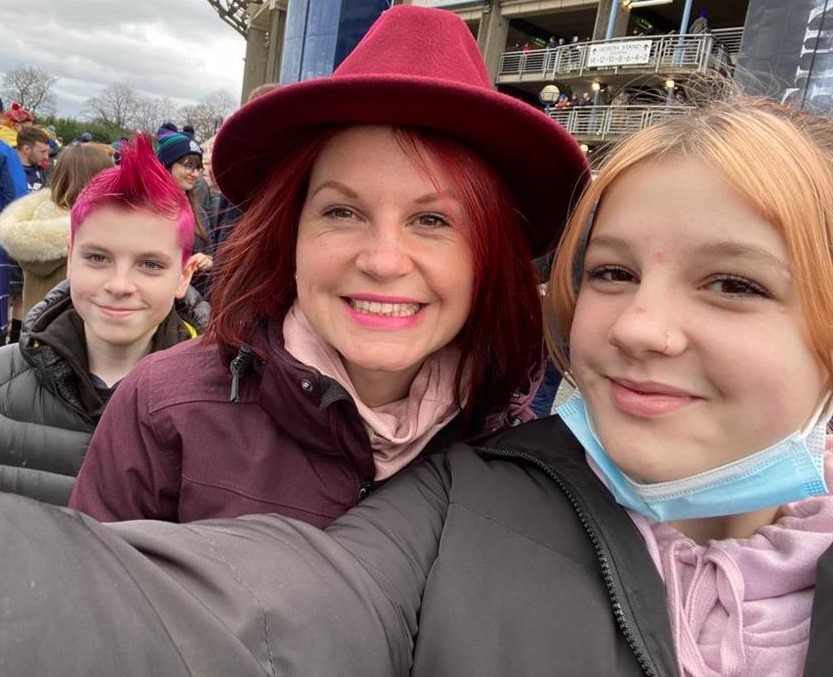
[0,138,27,338]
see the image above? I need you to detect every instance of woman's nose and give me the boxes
[355,222,414,280]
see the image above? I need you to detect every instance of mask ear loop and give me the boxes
[800,390,833,436]
[818,391,833,434]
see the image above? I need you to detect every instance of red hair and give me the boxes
[208,126,543,423]
[71,133,195,262]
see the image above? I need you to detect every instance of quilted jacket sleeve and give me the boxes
[0,343,92,506]
[0,455,452,677]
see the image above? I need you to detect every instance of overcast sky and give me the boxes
[0,0,246,118]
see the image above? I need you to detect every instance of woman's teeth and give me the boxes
[349,299,420,316]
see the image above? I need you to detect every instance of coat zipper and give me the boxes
[481,446,658,677]
[358,478,374,500]
[228,344,255,403]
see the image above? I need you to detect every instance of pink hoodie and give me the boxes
[630,440,833,676]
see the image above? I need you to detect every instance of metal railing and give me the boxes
[548,105,693,142]
[711,27,743,58]
[498,29,742,81]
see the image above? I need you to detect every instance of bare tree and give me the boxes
[201,89,236,119]
[1,65,59,117]
[179,89,236,141]
[84,82,141,129]
[132,95,177,134]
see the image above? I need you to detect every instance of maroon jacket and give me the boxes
[68,318,475,527]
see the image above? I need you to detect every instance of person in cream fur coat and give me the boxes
[0,143,112,315]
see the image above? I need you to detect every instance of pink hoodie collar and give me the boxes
[630,439,833,676]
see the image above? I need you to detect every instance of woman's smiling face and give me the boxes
[294,126,474,405]
[569,157,827,484]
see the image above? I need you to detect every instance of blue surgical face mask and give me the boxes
[555,389,830,522]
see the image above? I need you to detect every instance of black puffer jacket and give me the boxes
[0,281,209,506]
[0,417,831,675]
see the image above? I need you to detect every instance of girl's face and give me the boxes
[569,158,827,484]
[170,154,202,192]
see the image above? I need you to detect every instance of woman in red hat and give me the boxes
[67,4,589,526]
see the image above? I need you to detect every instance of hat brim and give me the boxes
[214,74,589,257]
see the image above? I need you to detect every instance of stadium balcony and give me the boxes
[498,28,742,84]
[547,103,692,143]
[499,29,741,146]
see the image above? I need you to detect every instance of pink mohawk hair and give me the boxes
[71,133,195,262]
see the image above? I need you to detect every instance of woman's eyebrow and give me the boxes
[308,180,358,199]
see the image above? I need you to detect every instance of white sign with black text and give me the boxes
[587,40,652,67]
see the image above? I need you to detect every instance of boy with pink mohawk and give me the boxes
[0,134,208,506]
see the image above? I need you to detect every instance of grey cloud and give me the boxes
[0,0,244,116]
[2,0,223,38]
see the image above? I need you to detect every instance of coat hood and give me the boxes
[0,189,69,262]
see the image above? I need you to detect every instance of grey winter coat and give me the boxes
[0,417,831,676]
[0,281,209,506]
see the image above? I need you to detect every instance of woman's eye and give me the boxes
[323,206,356,219]
[705,275,769,298]
[141,261,164,271]
[416,213,450,228]
[586,265,635,283]
[85,253,107,264]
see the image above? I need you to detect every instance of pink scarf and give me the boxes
[630,439,833,677]
[283,302,462,480]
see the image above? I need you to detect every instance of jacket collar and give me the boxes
[473,416,680,677]
[805,545,833,676]
[262,315,355,410]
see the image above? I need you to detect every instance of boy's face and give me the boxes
[67,205,196,356]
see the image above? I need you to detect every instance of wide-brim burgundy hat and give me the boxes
[213,5,589,257]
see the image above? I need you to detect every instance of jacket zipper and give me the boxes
[358,478,374,500]
[228,344,255,403]
[481,447,658,677]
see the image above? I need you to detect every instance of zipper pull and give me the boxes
[358,479,374,501]
[228,344,254,403]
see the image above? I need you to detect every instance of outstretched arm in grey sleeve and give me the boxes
[0,455,452,677]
